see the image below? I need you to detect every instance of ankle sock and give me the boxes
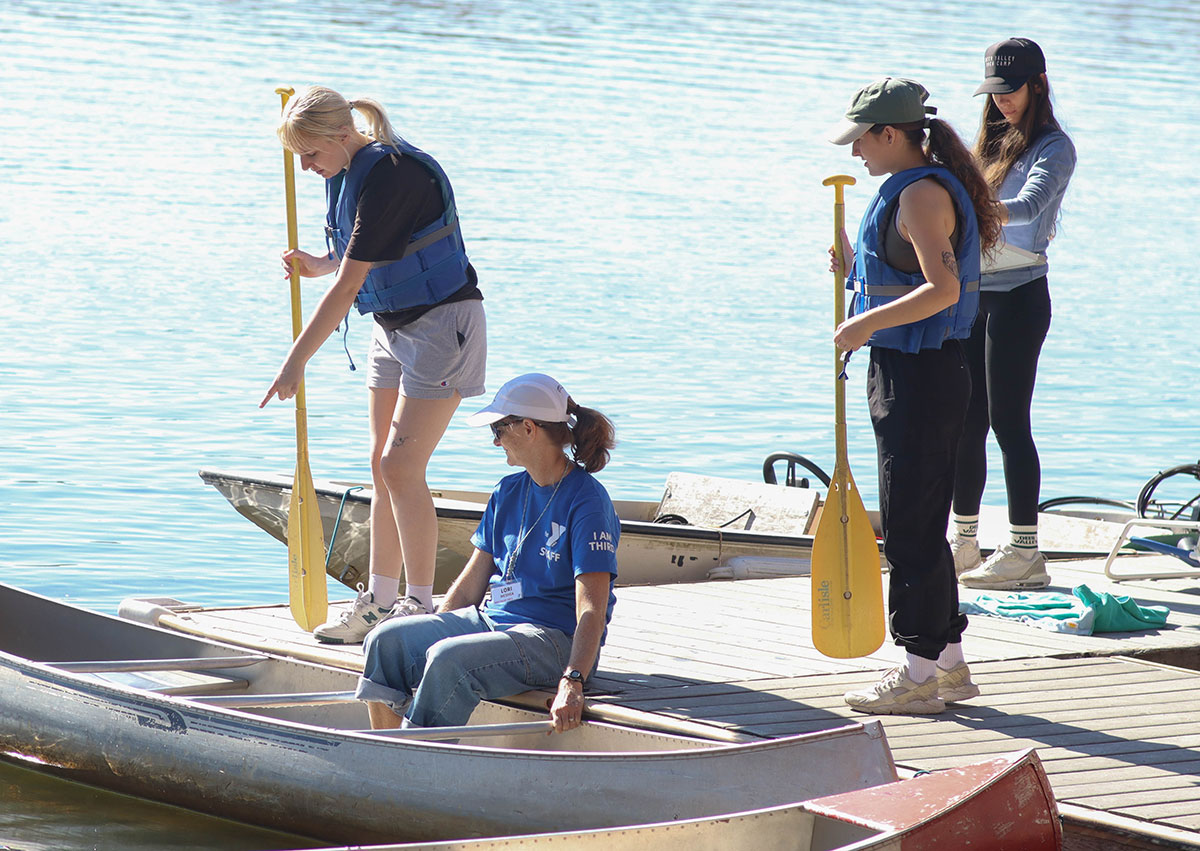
[905,653,936,683]
[406,583,435,612]
[952,514,979,541]
[937,642,965,670]
[368,574,401,607]
[1010,524,1038,554]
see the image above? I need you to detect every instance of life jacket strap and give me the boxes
[851,279,980,296]
[368,220,461,270]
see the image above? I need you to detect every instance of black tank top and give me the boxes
[881,187,962,275]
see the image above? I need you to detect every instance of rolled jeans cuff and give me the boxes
[354,676,413,716]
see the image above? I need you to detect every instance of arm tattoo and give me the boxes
[941,250,959,278]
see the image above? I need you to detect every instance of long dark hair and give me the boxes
[540,399,616,473]
[974,74,1063,189]
[872,119,1004,254]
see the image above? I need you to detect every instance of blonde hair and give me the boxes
[277,86,401,154]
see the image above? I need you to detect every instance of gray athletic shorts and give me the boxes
[365,299,487,400]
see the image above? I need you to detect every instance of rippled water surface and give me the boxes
[1,0,1197,846]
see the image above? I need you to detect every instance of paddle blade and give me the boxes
[287,453,328,631]
[811,469,885,658]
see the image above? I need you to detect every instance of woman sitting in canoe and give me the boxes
[261,86,487,643]
[828,78,1002,714]
[355,374,620,731]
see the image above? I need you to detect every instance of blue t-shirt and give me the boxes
[471,466,619,639]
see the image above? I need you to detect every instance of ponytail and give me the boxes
[925,118,1003,254]
[346,97,403,153]
[541,399,617,473]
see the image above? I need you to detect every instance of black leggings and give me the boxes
[952,276,1052,526]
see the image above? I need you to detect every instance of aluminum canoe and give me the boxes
[199,467,1125,592]
[0,581,898,845]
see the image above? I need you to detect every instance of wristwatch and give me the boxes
[561,669,584,686]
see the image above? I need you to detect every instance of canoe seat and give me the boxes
[79,669,251,696]
[655,472,820,534]
[49,655,262,696]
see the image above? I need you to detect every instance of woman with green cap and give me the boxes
[828,77,1002,715]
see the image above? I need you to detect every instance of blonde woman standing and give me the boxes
[261,86,487,643]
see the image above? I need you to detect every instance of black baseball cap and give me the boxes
[974,38,1046,96]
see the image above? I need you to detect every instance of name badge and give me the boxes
[492,579,524,604]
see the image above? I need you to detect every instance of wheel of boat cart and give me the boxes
[1136,461,1200,522]
[762,452,832,489]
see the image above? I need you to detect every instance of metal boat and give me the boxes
[0,582,898,845]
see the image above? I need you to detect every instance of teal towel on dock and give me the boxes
[1072,585,1169,633]
[960,584,1169,636]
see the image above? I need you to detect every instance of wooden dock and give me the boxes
[159,549,1200,850]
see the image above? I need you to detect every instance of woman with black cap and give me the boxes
[354,373,620,732]
[828,78,1002,714]
[952,39,1076,591]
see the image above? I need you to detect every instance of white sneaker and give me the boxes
[951,536,981,576]
[313,587,393,645]
[844,666,945,715]
[959,544,1050,590]
[382,595,431,622]
[937,662,981,703]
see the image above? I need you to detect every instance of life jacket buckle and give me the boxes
[324,225,343,260]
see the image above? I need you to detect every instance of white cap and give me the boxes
[466,373,575,427]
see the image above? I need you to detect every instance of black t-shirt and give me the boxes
[345,152,480,330]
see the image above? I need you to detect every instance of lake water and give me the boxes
[2,0,1197,847]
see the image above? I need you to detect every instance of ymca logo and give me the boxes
[546,522,566,548]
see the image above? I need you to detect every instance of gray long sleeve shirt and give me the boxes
[981,127,1076,292]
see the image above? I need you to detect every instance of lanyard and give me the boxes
[503,467,568,581]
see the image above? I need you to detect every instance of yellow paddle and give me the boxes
[811,175,884,659]
[276,86,328,632]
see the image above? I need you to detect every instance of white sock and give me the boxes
[368,574,401,607]
[1010,524,1038,554]
[905,653,936,683]
[405,583,435,612]
[937,642,965,670]
[952,514,979,540]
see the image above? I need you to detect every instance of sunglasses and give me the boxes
[489,417,523,440]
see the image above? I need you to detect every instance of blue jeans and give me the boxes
[355,606,573,727]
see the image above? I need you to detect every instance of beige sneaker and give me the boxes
[844,666,945,715]
[937,661,981,703]
[959,544,1049,590]
[951,536,982,576]
[382,595,431,623]
[313,587,393,645]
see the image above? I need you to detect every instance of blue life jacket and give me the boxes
[325,139,470,314]
[849,166,980,353]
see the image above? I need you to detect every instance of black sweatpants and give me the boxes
[952,277,1052,526]
[868,341,971,660]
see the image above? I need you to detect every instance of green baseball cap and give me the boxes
[829,77,933,145]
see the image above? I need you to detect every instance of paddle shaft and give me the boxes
[276,86,328,631]
[828,174,854,612]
